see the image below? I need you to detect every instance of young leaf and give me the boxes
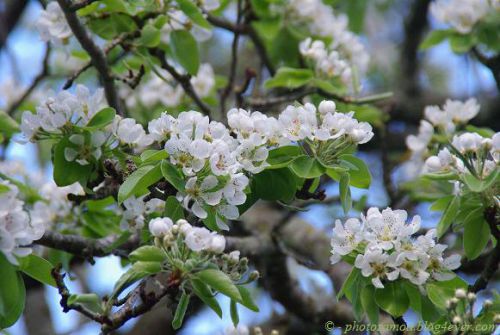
[176,0,211,28]
[338,154,372,189]
[18,254,56,287]
[436,195,460,238]
[86,107,116,128]
[339,173,352,214]
[172,291,190,330]
[0,254,25,329]
[236,286,259,312]
[110,261,162,300]
[161,160,186,191]
[374,282,409,317]
[463,208,490,260]
[129,246,167,263]
[420,29,451,49]
[170,30,200,75]
[117,163,162,203]
[337,268,360,300]
[266,145,302,169]
[190,278,223,318]
[164,196,185,221]
[67,293,103,313]
[360,285,379,325]
[230,300,239,327]
[426,277,467,310]
[140,149,168,163]
[138,24,161,47]
[264,67,314,89]
[193,269,242,302]
[252,168,297,202]
[289,156,325,178]
[53,137,93,186]
[0,110,20,136]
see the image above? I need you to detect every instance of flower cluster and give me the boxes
[146,100,372,228]
[20,84,106,142]
[330,207,461,288]
[430,0,497,34]
[300,38,353,87]
[0,180,45,264]
[285,0,370,89]
[424,132,499,179]
[444,289,500,329]
[404,98,481,176]
[121,64,216,110]
[120,196,165,230]
[148,217,246,279]
[36,2,72,44]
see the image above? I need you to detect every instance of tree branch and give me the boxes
[56,0,122,115]
[152,48,213,117]
[472,47,500,91]
[68,0,99,11]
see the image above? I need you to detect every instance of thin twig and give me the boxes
[7,44,51,115]
[152,48,213,117]
[68,0,99,11]
[57,0,122,115]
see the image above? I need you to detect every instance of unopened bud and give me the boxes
[163,234,172,248]
[446,298,458,309]
[154,237,162,248]
[455,288,466,299]
[253,327,263,335]
[467,292,476,302]
[248,270,260,282]
[452,316,462,324]
[270,331,279,335]
[171,224,179,234]
[494,314,500,324]
[484,299,493,308]
[239,257,248,267]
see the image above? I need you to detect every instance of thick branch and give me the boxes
[0,0,28,50]
[472,47,500,91]
[57,0,122,115]
[36,231,139,259]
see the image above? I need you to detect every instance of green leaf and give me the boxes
[0,253,25,328]
[236,286,259,312]
[360,285,379,325]
[374,282,409,317]
[172,291,190,330]
[86,107,116,128]
[129,246,166,263]
[67,293,103,314]
[161,160,186,191]
[170,30,200,75]
[230,300,239,327]
[193,269,242,302]
[18,255,56,287]
[463,170,499,193]
[190,278,222,318]
[0,110,20,136]
[88,13,137,40]
[139,24,161,47]
[339,173,351,214]
[110,261,162,300]
[53,137,93,186]
[420,29,451,49]
[339,154,371,189]
[266,145,302,169]
[449,33,476,53]
[463,208,490,260]
[436,195,460,238]
[164,196,185,221]
[176,0,211,28]
[252,168,297,202]
[264,67,314,89]
[140,149,168,163]
[337,268,360,300]
[117,163,162,203]
[426,277,467,310]
[289,156,325,178]
[430,195,454,211]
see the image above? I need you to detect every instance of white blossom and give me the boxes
[430,0,490,34]
[36,2,72,44]
[149,217,173,237]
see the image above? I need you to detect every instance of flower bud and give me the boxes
[171,224,179,234]
[239,257,248,268]
[163,234,172,248]
[455,288,466,299]
[270,331,279,335]
[248,270,260,282]
[467,292,476,302]
[319,100,336,115]
[149,217,173,237]
[154,237,162,248]
[484,299,493,308]
[208,235,226,254]
[254,327,263,335]
[493,314,500,324]
[452,316,462,324]
[228,250,240,264]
